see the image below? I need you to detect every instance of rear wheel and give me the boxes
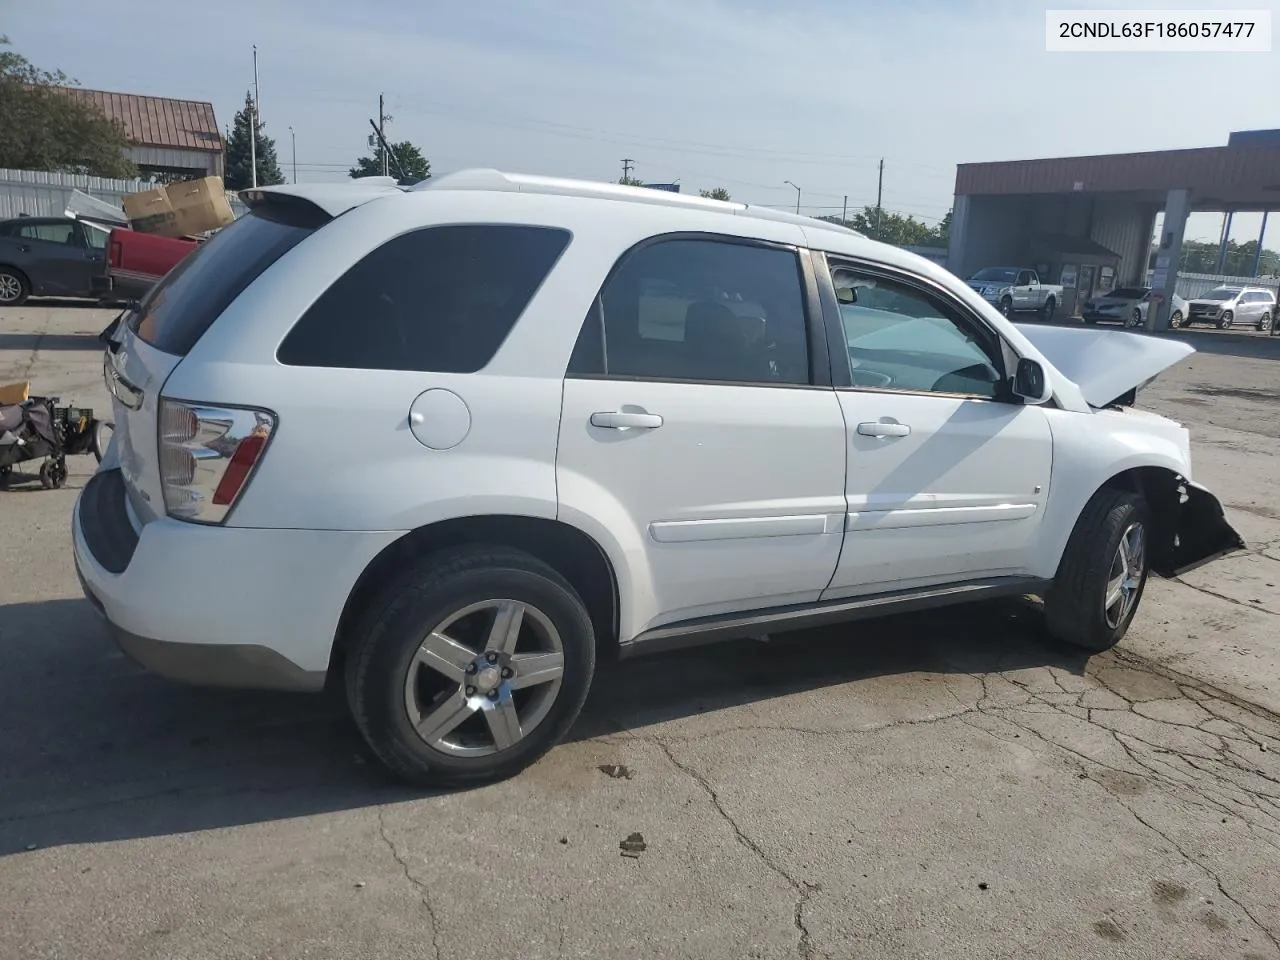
[1041,298,1056,321]
[0,268,29,307]
[1045,488,1150,653]
[0,465,10,489]
[345,545,596,787]
[1217,311,1233,329]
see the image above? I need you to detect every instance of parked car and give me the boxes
[1080,287,1188,328]
[965,267,1063,320]
[105,228,199,301]
[1184,286,1276,331]
[0,216,111,306]
[78,171,1244,787]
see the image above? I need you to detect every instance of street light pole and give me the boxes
[784,180,801,215]
[288,126,296,183]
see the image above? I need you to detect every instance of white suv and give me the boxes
[76,170,1244,786]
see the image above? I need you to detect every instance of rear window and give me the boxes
[132,208,318,355]
[276,225,571,373]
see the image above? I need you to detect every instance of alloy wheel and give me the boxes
[1104,522,1145,629]
[403,598,565,758]
[0,273,22,303]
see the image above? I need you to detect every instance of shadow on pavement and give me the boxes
[1166,328,1280,361]
[0,332,105,353]
[0,595,1085,856]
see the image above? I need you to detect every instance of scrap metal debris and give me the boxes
[619,832,646,858]
[598,764,633,780]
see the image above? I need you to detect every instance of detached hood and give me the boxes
[1013,324,1194,408]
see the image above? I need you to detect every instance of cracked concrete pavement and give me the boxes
[2,306,1278,959]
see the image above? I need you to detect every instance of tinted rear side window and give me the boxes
[133,209,317,355]
[277,225,571,373]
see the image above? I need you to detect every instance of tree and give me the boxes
[618,176,644,187]
[0,36,135,178]
[223,92,284,190]
[350,139,430,182]
[700,187,732,201]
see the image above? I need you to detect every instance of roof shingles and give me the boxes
[60,87,221,153]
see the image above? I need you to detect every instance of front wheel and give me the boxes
[1218,311,1233,329]
[1258,311,1272,333]
[999,297,1013,318]
[1125,308,1143,329]
[1045,488,1150,653]
[1169,310,1184,329]
[345,546,596,787]
[38,459,67,490]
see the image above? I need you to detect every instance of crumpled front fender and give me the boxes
[1152,480,1247,578]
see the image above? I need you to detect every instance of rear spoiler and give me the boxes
[239,180,404,224]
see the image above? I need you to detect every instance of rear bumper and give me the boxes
[72,468,403,692]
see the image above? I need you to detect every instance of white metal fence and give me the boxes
[0,167,247,221]
[1172,271,1279,299]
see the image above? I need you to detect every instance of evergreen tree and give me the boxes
[699,187,732,201]
[223,92,284,190]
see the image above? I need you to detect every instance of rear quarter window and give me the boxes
[133,208,318,356]
[276,225,571,373]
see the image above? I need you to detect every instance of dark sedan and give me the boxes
[0,216,110,306]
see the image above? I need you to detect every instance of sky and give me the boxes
[6,0,1279,244]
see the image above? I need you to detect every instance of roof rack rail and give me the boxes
[417,168,861,235]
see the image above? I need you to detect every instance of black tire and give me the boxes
[1126,308,1142,329]
[345,545,596,787]
[38,459,67,490]
[0,466,10,489]
[91,420,114,463]
[1041,298,1056,321]
[0,267,30,307]
[1045,488,1150,653]
[1000,297,1013,318]
[1170,310,1184,329]
[1258,311,1272,333]
[1217,311,1233,330]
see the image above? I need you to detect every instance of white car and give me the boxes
[76,170,1244,786]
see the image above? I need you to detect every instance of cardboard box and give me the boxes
[123,176,235,238]
[0,381,31,404]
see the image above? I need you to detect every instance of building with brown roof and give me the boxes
[61,87,224,181]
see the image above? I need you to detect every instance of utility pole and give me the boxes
[620,158,635,182]
[249,45,260,188]
[874,158,884,240]
[379,94,387,178]
[842,194,848,224]
[288,126,296,183]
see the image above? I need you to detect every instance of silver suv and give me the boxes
[1184,286,1276,331]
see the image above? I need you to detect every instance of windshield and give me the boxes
[1107,287,1149,300]
[1200,288,1239,301]
[970,268,1018,283]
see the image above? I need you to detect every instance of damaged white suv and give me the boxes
[76,170,1244,786]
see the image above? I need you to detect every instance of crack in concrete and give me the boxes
[376,807,443,960]
[647,737,817,960]
[1173,577,1280,616]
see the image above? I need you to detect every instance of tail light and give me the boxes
[158,399,275,524]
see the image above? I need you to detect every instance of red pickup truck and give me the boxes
[103,229,199,301]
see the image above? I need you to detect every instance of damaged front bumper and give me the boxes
[1152,480,1247,578]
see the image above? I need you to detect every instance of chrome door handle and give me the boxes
[857,421,910,438]
[590,411,663,429]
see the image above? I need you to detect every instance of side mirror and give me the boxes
[1012,357,1051,405]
